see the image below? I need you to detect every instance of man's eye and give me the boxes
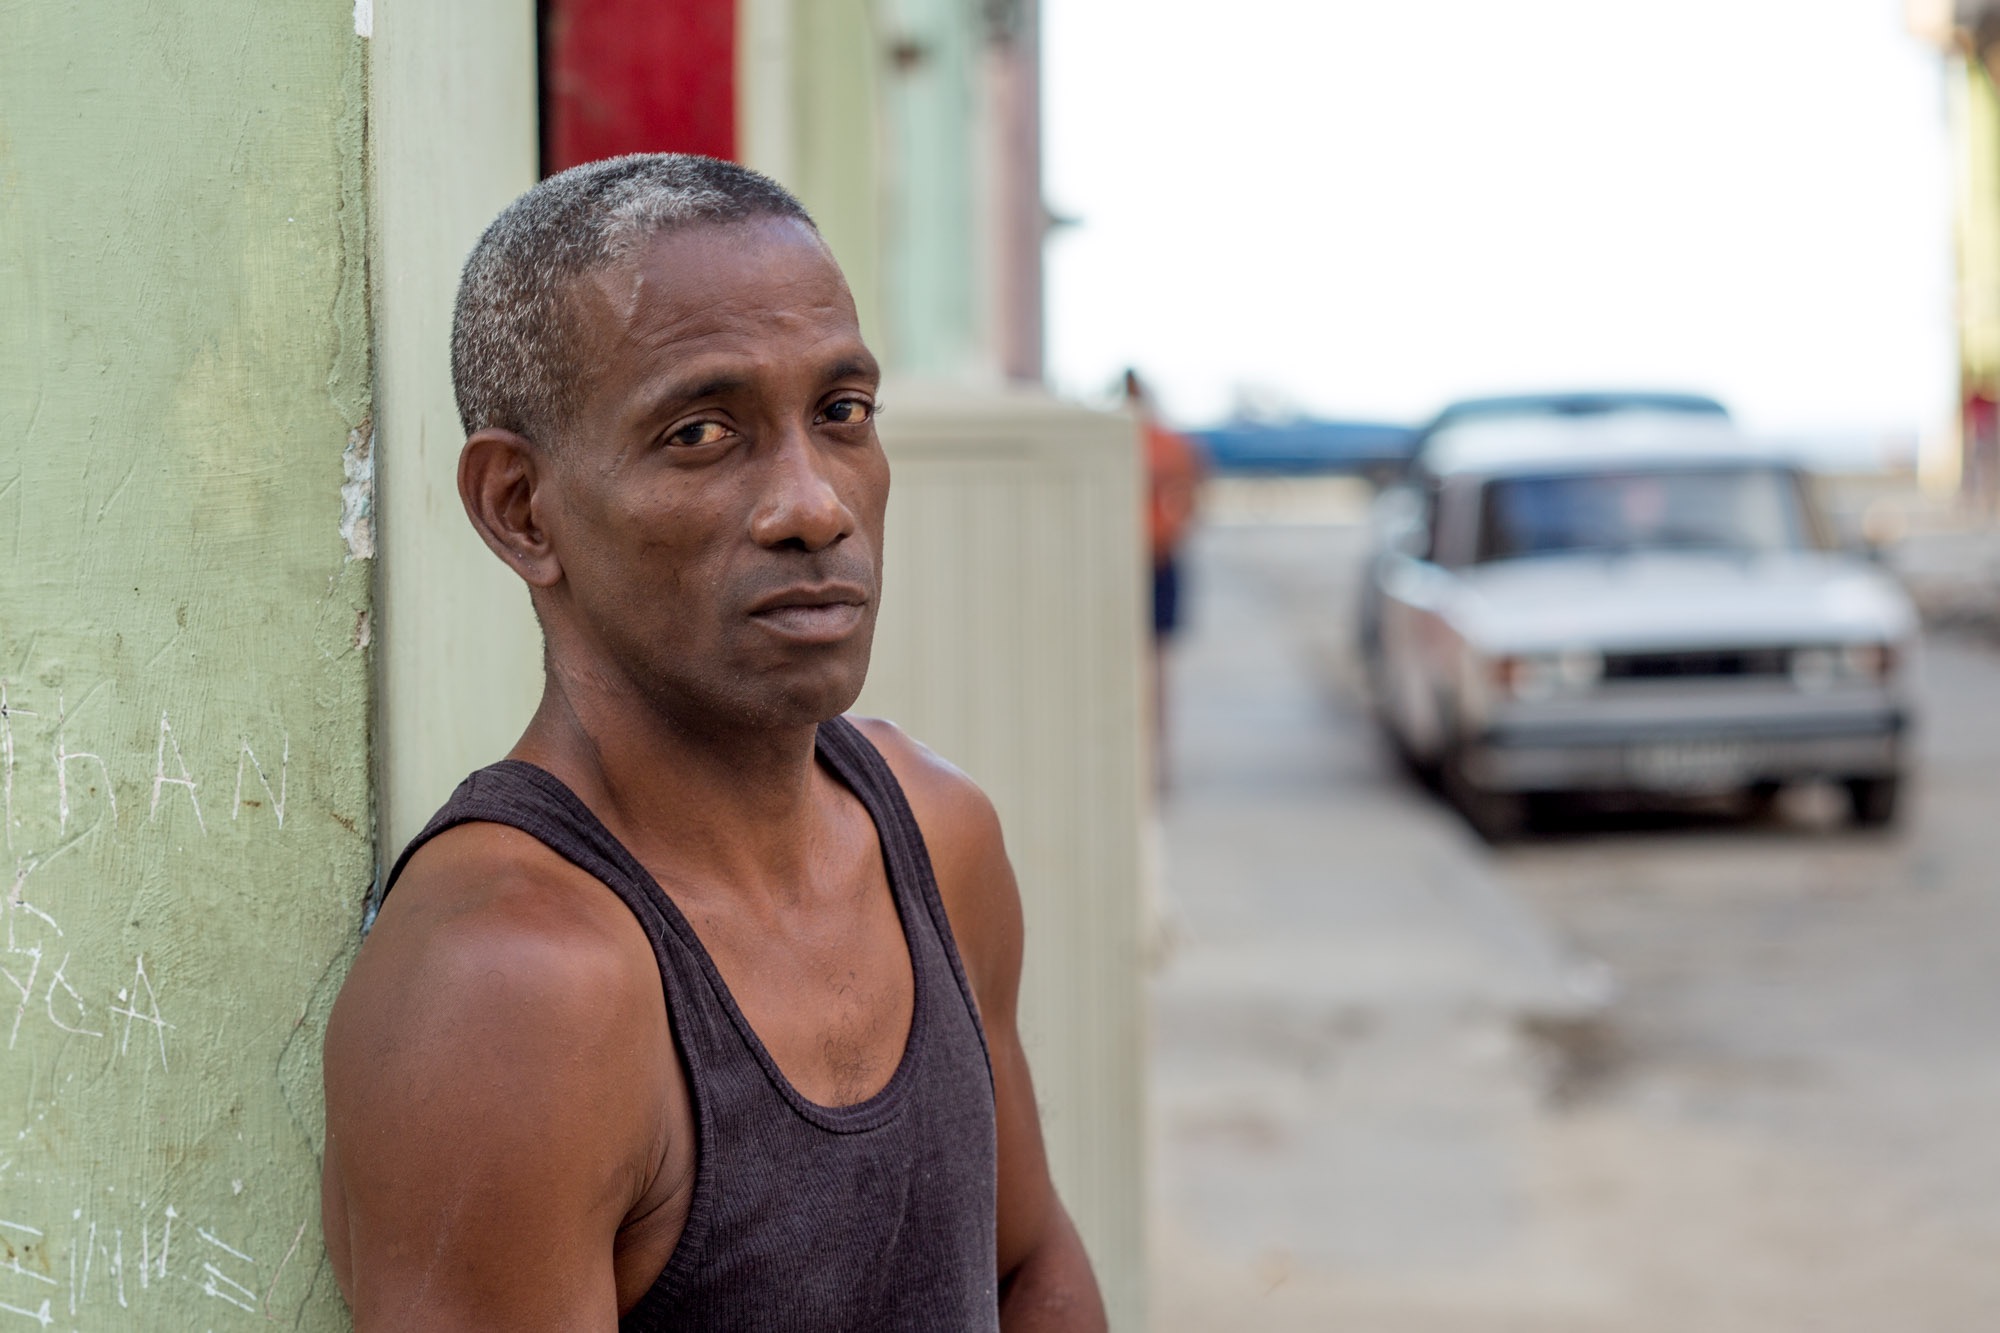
[819,398,876,426]
[668,420,730,447]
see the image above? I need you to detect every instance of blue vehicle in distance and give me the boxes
[1191,391,1729,484]
[1190,418,1418,482]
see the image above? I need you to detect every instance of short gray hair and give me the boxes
[450,153,817,444]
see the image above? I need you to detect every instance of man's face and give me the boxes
[537,216,888,731]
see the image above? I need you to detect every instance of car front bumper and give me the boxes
[1463,689,1909,793]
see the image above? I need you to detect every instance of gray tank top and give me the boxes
[381,716,1001,1331]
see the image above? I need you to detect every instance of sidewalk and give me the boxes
[1148,518,1606,1325]
[1154,522,1604,1021]
[1819,476,2000,635]
[1892,522,2000,638]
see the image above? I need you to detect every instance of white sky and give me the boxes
[1042,0,1957,442]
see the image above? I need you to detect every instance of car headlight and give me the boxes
[1840,641,1896,680]
[1493,648,1603,701]
[1791,642,1895,691]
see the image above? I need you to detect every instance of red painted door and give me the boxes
[541,0,737,174]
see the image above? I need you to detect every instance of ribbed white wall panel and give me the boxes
[860,384,1148,1330]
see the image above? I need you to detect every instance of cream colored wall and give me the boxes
[861,385,1149,1331]
[371,0,546,855]
[739,0,891,358]
[738,0,797,187]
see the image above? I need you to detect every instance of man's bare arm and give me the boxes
[321,825,676,1331]
[854,718,1109,1332]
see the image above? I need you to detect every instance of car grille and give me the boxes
[1602,647,1792,680]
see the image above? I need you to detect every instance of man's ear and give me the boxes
[459,428,563,588]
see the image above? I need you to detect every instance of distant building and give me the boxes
[1910,0,2000,507]
[542,0,1049,384]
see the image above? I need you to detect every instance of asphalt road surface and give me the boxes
[1148,485,2000,1332]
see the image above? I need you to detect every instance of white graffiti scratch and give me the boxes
[0,1256,53,1288]
[194,1228,252,1265]
[72,1218,93,1313]
[5,870,58,937]
[157,1205,173,1283]
[52,696,115,836]
[42,954,102,1039]
[1,944,40,1050]
[199,1261,257,1313]
[148,712,204,834]
[0,683,296,844]
[231,736,287,828]
[107,956,171,1071]
[0,1294,52,1327]
[0,685,36,853]
[0,1202,313,1323]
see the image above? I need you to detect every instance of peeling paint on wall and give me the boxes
[340,423,375,561]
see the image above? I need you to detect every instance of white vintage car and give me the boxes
[1364,414,1919,838]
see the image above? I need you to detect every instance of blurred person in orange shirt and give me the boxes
[1126,369,1206,789]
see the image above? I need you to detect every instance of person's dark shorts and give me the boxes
[1152,557,1181,639]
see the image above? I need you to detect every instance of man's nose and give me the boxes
[750,426,855,553]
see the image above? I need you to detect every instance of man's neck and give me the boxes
[507,672,839,906]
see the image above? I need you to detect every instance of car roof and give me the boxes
[1419,412,1793,479]
[1418,390,1731,440]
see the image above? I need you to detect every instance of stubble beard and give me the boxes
[614,613,878,741]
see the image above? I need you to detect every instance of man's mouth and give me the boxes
[746,584,870,643]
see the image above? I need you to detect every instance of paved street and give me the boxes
[1148,487,2000,1331]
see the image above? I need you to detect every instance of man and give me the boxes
[1123,370,1203,789]
[320,154,1106,1331]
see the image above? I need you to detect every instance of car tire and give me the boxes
[1378,713,1441,790]
[1844,776,1901,828]
[1443,748,1527,843]
[1743,780,1783,823]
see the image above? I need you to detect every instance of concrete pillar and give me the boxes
[371,0,544,855]
[0,4,376,1325]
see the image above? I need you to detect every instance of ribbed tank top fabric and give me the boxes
[379,716,1000,1332]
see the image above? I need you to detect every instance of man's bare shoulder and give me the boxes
[327,819,670,1118]
[846,715,1020,1002]
[847,716,1006,851]
[324,822,677,1318]
[343,821,660,1021]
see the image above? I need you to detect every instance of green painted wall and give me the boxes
[877,0,985,378]
[0,2,373,1326]
[747,0,991,379]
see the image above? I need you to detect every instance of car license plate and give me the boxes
[1626,741,1750,791]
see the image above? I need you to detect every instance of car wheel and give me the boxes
[1844,776,1901,828]
[1742,781,1783,823]
[1377,712,1440,789]
[1443,748,1527,843]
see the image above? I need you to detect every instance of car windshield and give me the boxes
[1475,466,1817,562]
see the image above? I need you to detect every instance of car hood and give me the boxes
[1447,550,1917,653]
